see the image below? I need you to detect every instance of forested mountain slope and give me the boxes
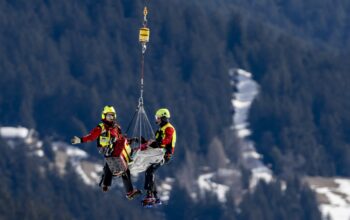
[1,0,350,219]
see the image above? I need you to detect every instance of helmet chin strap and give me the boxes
[158,118,168,127]
[102,119,115,127]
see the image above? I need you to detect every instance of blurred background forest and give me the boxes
[1,0,350,219]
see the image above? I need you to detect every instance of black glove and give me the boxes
[141,136,147,144]
[164,153,172,163]
[127,137,139,144]
[149,141,160,148]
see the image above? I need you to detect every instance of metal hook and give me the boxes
[142,43,147,54]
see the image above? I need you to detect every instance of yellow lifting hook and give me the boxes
[139,6,150,55]
[139,7,150,44]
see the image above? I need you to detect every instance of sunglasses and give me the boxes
[155,115,161,120]
[105,113,115,120]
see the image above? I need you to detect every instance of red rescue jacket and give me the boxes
[81,121,122,148]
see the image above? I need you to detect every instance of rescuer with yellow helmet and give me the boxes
[71,105,120,149]
[142,108,177,206]
[71,105,141,200]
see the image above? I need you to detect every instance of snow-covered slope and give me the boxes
[2,68,349,216]
[0,126,103,186]
[305,177,350,220]
[0,68,273,206]
[229,69,350,219]
[229,68,273,188]
[51,141,103,186]
[0,126,44,157]
[193,68,273,203]
[197,168,240,203]
[0,126,174,201]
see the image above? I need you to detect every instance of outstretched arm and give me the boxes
[71,126,102,145]
[81,126,102,142]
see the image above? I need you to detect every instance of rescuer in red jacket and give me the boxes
[71,105,141,200]
[142,108,177,206]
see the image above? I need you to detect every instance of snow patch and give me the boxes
[198,173,230,203]
[232,99,251,109]
[0,126,104,189]
[230,68,259,139]
[250,167,273,189]
[237,69,252,78]
[242,151,262,159]
[52,142,104,186]
[229,68,273,190]
[0,127,29,139]
[0,126,44,158]
[34,149,45,157]
[52,142,88,159]
[75,163,94,186]
[158,178,175,202]
[306,177,350,220]
[236,129,251,138]
[66,147,88,158]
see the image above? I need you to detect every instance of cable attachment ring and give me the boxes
[143,7,148,27]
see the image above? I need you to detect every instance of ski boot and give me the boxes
[102,185,109,192]
[126,189,142,200]
[141,192,162,207]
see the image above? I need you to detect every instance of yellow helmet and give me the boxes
[101,105,117,120]
[155,108,170,119]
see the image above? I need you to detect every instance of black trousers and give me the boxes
[144,163,162,196]
[101,163,133,193]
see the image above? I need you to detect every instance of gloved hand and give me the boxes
[127,137,139,144]
[140,143,148,151]
[71,136,81,145]
[141,136,147,144]
[149,141,160,148]
[164,153,172,163]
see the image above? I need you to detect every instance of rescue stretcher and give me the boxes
[104,137,164,176]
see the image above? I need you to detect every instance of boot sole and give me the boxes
[126,190,142,200]
[141,199,162,208]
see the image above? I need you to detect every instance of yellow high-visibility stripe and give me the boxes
[156,123,176,149]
